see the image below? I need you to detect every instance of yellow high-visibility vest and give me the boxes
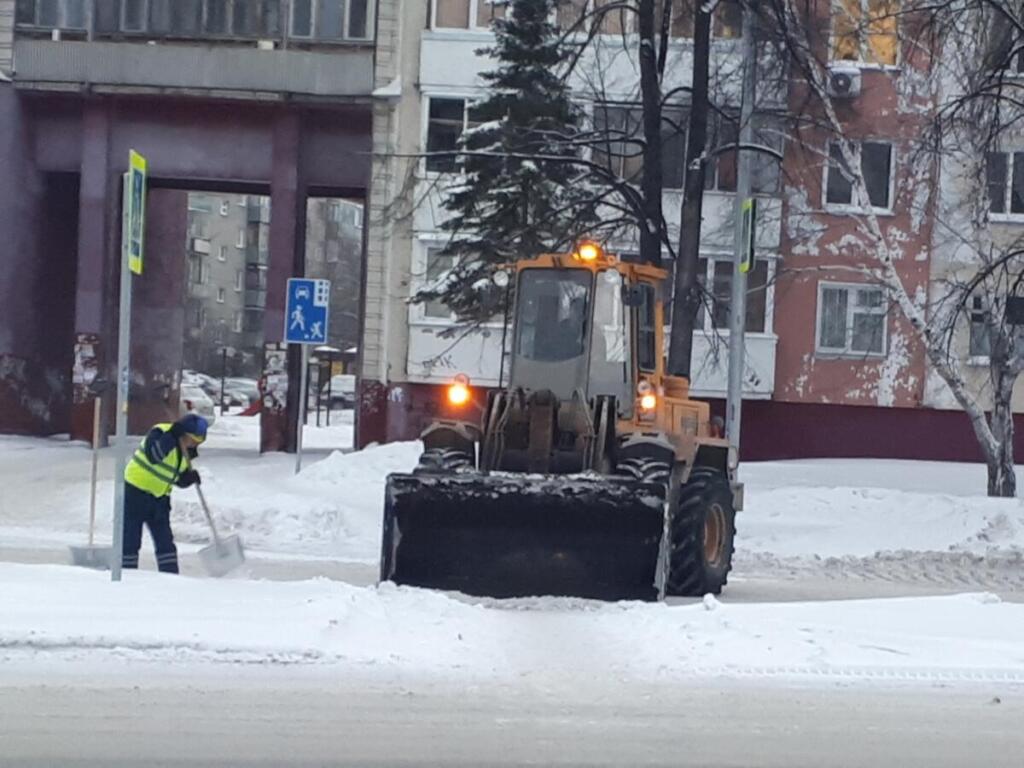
[124,423,191,498]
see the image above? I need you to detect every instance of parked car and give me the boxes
[225,378,259,405]
[180,384,217,427]
[321,374,356,409]
[182,370,220,398]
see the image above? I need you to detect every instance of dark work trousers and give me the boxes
[122,482,180,573]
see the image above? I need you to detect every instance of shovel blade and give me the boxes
[198,535,245,577]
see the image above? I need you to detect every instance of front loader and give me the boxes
[381,244,741,601]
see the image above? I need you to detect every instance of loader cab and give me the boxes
[508,251,662,418]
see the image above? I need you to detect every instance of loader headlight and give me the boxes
[573,240,602,262]
[637,380,657,413]
[447,374,471,407]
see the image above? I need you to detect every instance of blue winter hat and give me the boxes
[176,414,208,442]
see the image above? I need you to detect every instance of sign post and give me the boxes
[284,278,330,475]
[111,150,147,582]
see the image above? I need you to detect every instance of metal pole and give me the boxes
[315,358,322,428]
[295,344,308,475]
[110,172,133,581]
[220,347,227,415]
[88,396,101,547]
[725,0,758,468]
[326,353,332,427]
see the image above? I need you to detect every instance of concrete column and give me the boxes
[70,99,117,443]
[260,109,306,453]
[128,188,188,433]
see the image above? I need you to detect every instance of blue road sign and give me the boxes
[285,278,330,345]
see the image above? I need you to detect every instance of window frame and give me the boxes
[829,0,900,69]
[681,254,775,335]
[416,245,460,323]
[290,0,374,42]
[422,94,481,174]
[985,150,1024,221]
[968,294,992,363]
[431,0,509,31]
[16,0,88,30]
[815,281,888,358]
[823,139,896,214]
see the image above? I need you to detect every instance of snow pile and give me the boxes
[3,562,1024,683]
[740,485,1024,559]
[171,441,422,560]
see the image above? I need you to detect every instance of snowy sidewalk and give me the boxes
[3,562,1024,685]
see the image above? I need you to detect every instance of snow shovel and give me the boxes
[70,397,113,570]
[195,485,245,577]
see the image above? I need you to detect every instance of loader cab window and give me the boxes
[515,269,590,362]
[637,283,657,372]
[589,270,632,410]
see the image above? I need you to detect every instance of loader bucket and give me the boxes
[381,472,667,601]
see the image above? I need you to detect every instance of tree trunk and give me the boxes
[667,2,711,377]
[638,0,664,268]
[987,368,1018,498]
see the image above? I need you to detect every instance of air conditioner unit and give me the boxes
[827,67,862,99]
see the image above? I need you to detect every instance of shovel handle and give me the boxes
[195,485,222,546]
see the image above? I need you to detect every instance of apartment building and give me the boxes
[361,0,1023,461]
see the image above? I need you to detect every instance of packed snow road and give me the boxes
[3,667,1022,768]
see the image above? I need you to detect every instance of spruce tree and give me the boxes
[418,0,599,324]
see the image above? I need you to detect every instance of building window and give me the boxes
[694,258,770,333]
[233,312,244,333]
[557,0,733,38]
[422,247,457,319]
[985,151,1024,216]
[831,0,898,67]
[236,229,246,248]
[220,200,230,216]
[291,0,372,40]
[244,308,263,331]
[593,104,645,183]
[246,264,268,290]
[713,0,742,38]
[194,305,207,329]
[235,270,244,291]
[637,283,658,371]
[218,245,228,262]
[217,288,226,304]
[816,282,887,356]
[425,97,480,173]
[825,141,893,210]
[16,0,88,28]
[188,254,209,285]
[969,296,991,358]
[116,0,284,38]
[433,0,507,30]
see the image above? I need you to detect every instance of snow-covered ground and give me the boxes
[3,561,1024,684]
[2,432,1024,685]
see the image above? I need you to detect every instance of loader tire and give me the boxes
[413,448,473,474]
[667,467,735,597]
[614,458,670,486]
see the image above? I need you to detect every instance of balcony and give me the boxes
[13,38,374,98]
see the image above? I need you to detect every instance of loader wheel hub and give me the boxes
[703,504,726,565]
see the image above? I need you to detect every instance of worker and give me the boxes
[122,414,208,574]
